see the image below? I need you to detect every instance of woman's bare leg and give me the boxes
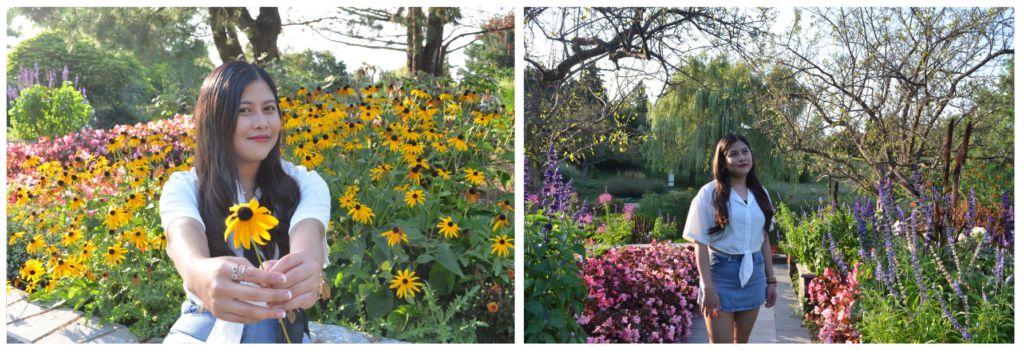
[706,311,735,343]
[732,306,761,343]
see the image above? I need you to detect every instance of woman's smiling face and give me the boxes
[724,140,752,178]
[233,79,280,165]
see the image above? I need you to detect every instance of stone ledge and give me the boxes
[307,322,407,343]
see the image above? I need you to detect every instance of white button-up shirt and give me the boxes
[683,181,774,288]
[159,160,331,343]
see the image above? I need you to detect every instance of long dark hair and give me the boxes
[707,133,773,236]
[193,61,300,259]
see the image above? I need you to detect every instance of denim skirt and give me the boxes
[698,251,767,312]
[163,297,311,343]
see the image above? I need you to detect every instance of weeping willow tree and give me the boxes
[642,54,799,185]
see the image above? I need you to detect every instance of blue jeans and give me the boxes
[163,298,311,343]
[698,251,767,312]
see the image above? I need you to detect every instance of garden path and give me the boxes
[684,258,811,343]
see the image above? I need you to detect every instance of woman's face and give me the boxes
[233,79,280,166]
[723,140,752,179]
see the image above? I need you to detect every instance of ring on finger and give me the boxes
[240,265,248,283]
[231,264,240,281]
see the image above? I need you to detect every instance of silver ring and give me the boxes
[240,265,248,283]
[231,264,239,281]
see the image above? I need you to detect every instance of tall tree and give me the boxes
[460,12,514,76]
[207,7,282,64]
[642,54,798,185]
[524,7,773,192]
[756,7,1014,197]
[291,7,513,77]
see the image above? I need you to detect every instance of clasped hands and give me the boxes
[189,249,321,324]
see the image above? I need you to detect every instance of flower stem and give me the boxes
[251,239,292,344]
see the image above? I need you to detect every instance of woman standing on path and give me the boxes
[160,61,330,343]
[683,133,778,343]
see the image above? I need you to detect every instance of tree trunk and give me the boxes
[406,8,424,76]
[236,7,281,64]
[404,8,446,77]
[209,8,245,64]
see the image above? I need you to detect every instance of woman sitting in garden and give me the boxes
[683,133,778,343]
[159,61,330,343]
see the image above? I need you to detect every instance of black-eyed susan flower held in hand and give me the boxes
[492,214,510,231]
[390,269,423,299]
[437,216,460,239]
[381,227,408,247]
[404,189,425,208]
[464,168,485,186]
[348,203,375,224]
[225,199,279,250]
[489,234,514,258]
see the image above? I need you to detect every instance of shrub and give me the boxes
[805,263,863,343]
[577,240,700,343]
[8,81,91,140]
[637,190,693,238]
[605,175,650,198]
[649,181,668,194]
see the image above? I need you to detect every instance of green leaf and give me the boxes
[434,245,465,278]
[347,267,371,280]
[365,288,394,322]
[414,254,435,264]
[428,262,456,295]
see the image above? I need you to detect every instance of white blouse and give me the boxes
[682,181,775,288]
[159,159,331,265]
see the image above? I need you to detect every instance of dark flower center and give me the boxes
[109,211,116,216]
[473,172,479,176]
[391,135,399,141]
[108,249,115,255]
[129,194,136,200]
[402,278,409,284]
[412,194,418,199]
[499,215,506,221]
[354,205,362,210]
[447,222,454,227]
[237,207,254,221]
[392,228,401,233]
[457,135,465,140]
[499,239,506,245]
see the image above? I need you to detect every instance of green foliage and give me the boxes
[388,285,487,343]
[588,210,633,245]
[264,49,351,99]
[7,31,153,128]
[604,175,651,199]
[8,81,91,140]
[525,213,588,343]
[637,190,695,239]
[459,13,513,75]
[642,53,796,183]
[773,201,860,275]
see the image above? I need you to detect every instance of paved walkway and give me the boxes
[684,260,811,343]
[6,289,144,343]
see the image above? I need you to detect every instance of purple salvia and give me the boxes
[933,283,971,340]
[62,65,69,83]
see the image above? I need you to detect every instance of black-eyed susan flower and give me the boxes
[404,189,425,208]
[225,199,279,250]
[53,257,76,279]
[406,166,424,185]
[102,243,128,267]
[464,168,485,186]
[43,279,57,294]
[493,214,510,231]
[125,193,146,209]
[27,235,46,254]
[80,241,96,260]
[68,196,84,210]
[385,135,403,151]
[153,233,167,250]
[104,207,131,229]
[435,168,452,180]
[448,135,468,152]
[20,259,44,282]
[348,204,375,224]
[9,231,24,246]
[381,227,408,247]
[489,234,514,258]
[389,269,423,299]
[127,229,150,252]
[370,164,393,182]
[402,140,425,155]
[499,200,513,213]
[61,228,83,247]
[23,156,41,169]
[437,216,460,239]
[465,188,480,204]
[300,152,324,169]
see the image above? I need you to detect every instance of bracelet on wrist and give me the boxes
[766,276,777,284]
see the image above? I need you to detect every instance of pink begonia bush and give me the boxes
[805,261,863,343]
[577,240,700,343]
[7,114,193,199]
[7,114,194,184]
